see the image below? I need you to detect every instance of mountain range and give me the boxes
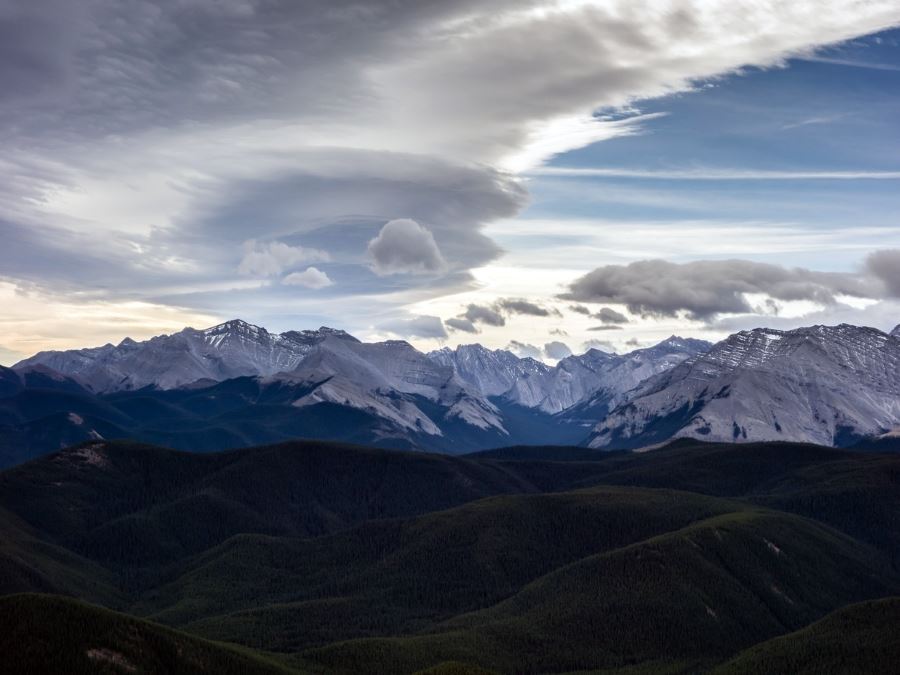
[3,318,899,467]
[1,436,899,673]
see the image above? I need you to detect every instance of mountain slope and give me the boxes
[714,596,900,675]
[589,324,900,449]
[1,438,899,673]
[14,320,352,393]
[0,594,297,675]
[428,345,551,398]
[0,439,586,572]
[303,509,897,674]
[135,487,742,649]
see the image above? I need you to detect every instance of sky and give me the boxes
[2,0,900,365]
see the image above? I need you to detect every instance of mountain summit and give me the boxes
[589,324,900,449]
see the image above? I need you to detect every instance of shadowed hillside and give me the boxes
[1,437,899,673]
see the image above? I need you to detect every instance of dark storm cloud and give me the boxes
[445,317,478,334]
[594,307,629,324]
[462,304,506,327]
[0,0,84,101]
[562,258,880,321]
[496,298,561,317]
[568,304,592,315]
[866,249,900,296]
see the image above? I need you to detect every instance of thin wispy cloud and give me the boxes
[529,167,900,180]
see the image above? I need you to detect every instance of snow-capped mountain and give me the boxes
[14,320,351,392]
[270,336,506,440]
[428,345,551,397]
[11,321,510,454]
[588,324,900,450]
[503,337,711,414]
[10,318,897,461]
[560,337,714,423]
[431,338,710,414]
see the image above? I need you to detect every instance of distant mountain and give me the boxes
[589,324,900,449]
[8,319,900,461]
[14,320,352,393]
[264,335,507,441]
[428,344,551,397]
[433,336,711,414]
[552,336,712,418]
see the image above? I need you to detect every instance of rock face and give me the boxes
[14,318,898,455]
[428,345,552,397]
[14,320,353,392]
[271,337,506,439]
[588,324,900,449]
[431,338,710,415]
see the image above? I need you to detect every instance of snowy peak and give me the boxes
[504,338,710,414]
[281,326,360,346]
[589,323,900,450]
[428,344,551,398]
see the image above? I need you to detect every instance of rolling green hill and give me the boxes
[0,437,898,673]
[301,509,897,674]
[0,594,298,675]
[713,597,900,674]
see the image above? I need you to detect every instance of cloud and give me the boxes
[239,240,330,277]
[445,317,478,333]
[282,267,333,289]
[544,341,572,360]
[530,166,900,180]
[594,307,629,324]
[0,344,26,366]
[446,298,559,331]
[569,304,592,315]
[380,315,447,339]
[582,339,616,353]
[588,325,624,331]
[497,298,561,317]
[507,340,542,359]
[866,249,900,296]
[3,0,900,350]
[462,303,506,327]
[367,218,448,276]
[562,258,879,321]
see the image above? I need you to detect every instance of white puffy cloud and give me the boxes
[282,267,333,289]
[238,240,330,277]
[595,307,629,324]
[367,219,448,276]
[380,315,448,339]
